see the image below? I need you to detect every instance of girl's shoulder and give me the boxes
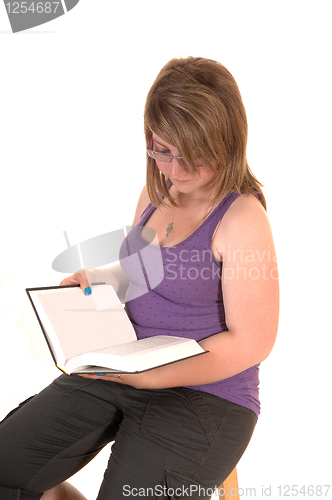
[212,194,274,259]
[132,185,152,226]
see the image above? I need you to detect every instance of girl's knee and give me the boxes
[41,482,88,500]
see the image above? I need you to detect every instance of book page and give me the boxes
[66,336,205,374]
[87,335,192,357]
[30,285,137,362]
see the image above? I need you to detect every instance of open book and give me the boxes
[26,284,207,375]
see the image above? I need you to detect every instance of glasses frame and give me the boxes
[146,134,204,167]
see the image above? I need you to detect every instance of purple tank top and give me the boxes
[120,192,260,416]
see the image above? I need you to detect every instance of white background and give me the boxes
[0,1,331,498]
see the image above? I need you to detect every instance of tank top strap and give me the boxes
[204,192,241,241]
[137,192,241,241]
[138,202,155,224]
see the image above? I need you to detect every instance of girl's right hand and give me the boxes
[59,269,94,296]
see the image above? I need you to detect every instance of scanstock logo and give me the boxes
[52,227,164,303]
[3,0,80,33]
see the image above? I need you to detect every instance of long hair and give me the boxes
[144,56,266,210]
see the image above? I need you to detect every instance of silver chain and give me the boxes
[166,194,210,237]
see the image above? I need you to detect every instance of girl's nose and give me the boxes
[170,158,188,178]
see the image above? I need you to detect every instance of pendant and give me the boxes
[166,222,174,238]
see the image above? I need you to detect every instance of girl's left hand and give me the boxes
[78,372,146,389]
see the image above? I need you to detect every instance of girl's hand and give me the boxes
[60,269,94,296]
[78,371,148,389]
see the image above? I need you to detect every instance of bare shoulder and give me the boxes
[224,193,268,226]
[132,185,151,226]
[214,194,274,258]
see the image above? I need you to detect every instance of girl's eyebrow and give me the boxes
[153,137,181,155]
[152,135,176,148]
[153,139,170,148]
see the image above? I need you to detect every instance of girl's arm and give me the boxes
[84,194,279,388]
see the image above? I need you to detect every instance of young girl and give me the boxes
[0,57,279,500]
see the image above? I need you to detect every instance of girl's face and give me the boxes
[152,133,215,196]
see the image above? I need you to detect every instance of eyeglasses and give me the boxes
[147,135,204,168]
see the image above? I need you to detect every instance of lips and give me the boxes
[175,178,191,183]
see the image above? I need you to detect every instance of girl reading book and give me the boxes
[0,57,279,500]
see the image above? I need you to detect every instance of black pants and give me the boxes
[0,374,257,500]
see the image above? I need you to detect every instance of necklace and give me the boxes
[166,194,210,238]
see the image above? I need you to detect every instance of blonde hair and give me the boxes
[144,56,266,210]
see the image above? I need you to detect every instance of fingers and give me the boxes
[78,373,125,383]
[59,275,78,286]
[59,270,92,295]
[79,270,92,295]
